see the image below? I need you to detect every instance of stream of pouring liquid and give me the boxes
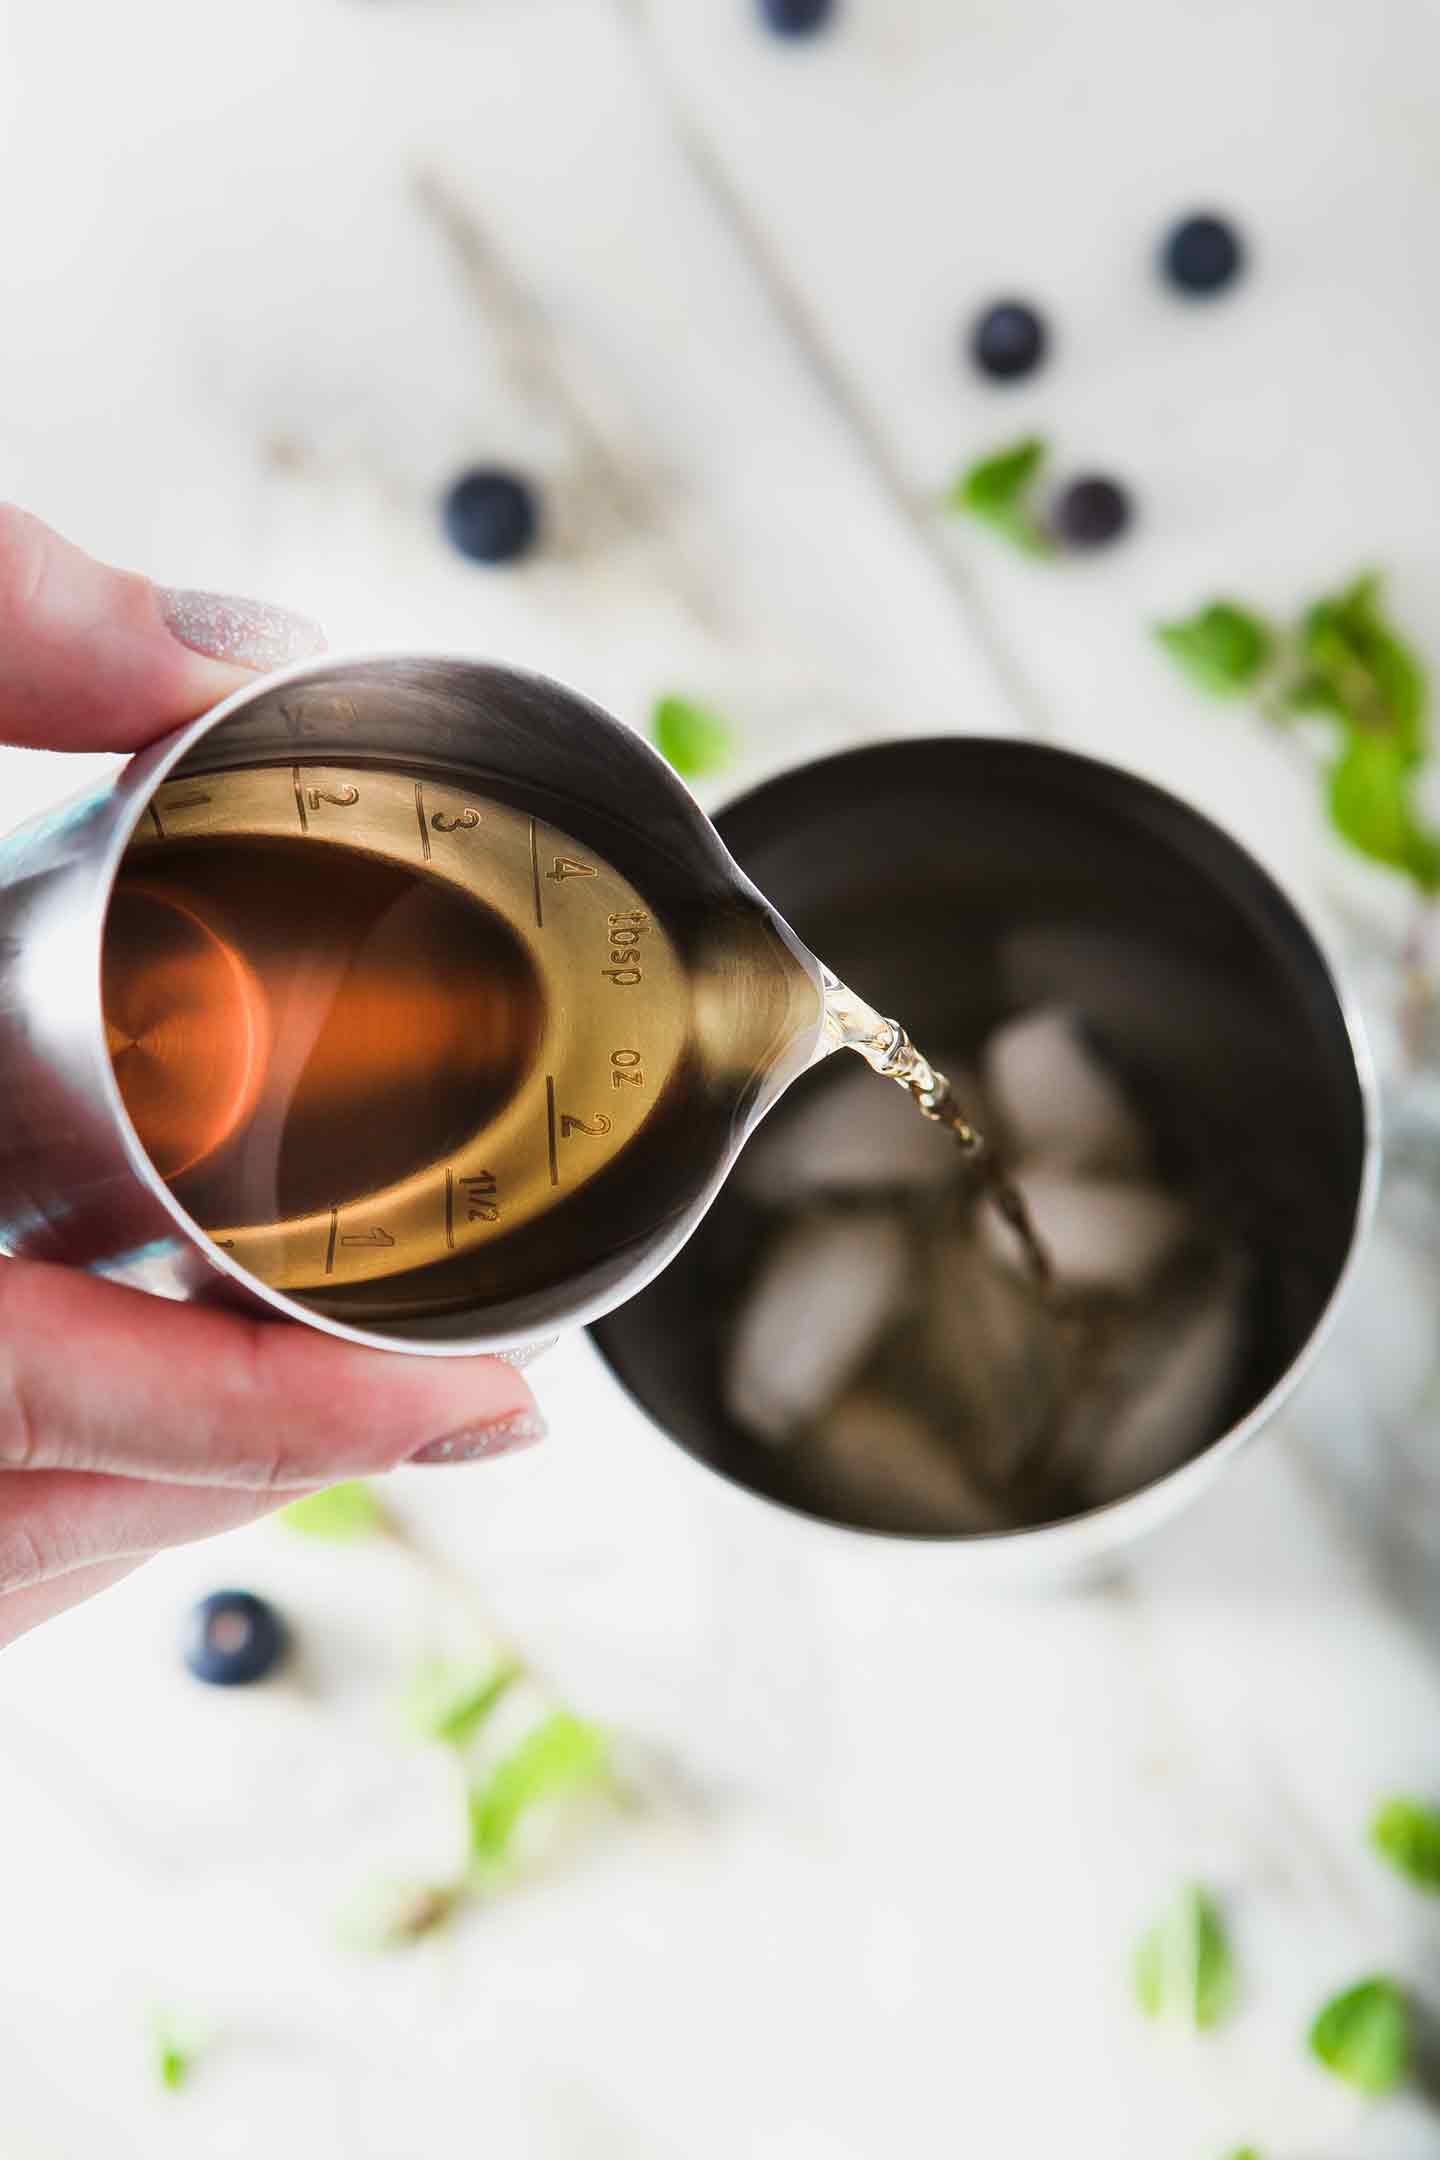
[819,969,1055,1291]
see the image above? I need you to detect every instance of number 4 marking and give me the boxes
[547,857,596,881]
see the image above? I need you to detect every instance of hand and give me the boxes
[0,507,545,1648]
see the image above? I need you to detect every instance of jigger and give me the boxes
[0,655,828,1355]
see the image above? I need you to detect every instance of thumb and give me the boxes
[0,504,325,753]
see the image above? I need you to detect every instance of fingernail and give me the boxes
[407,1408,547,1466]
[496,1340,557,1370]
[157,585,327,672]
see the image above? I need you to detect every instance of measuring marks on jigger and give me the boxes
[122,762,691,1292]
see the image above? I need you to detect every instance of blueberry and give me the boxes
[441,468,539,566]
[1161,213,1245,297]
[759,0,836,33]
[1053,475,1132,550]
[969,301,1048,383]
[185,1590,287,1687]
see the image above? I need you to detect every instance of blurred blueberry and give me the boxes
[759,0,836,35]
[185,1590,287,1687]
[1054,476,1132,550]
[969,301,1048,383]
[1162,213,1245,297]
[442,468,539,565]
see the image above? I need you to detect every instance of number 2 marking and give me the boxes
[307,784,359,811]
[560,1112,612,1139]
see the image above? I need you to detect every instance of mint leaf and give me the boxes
[1326,731,1440,889]
[401,1655,520,1749]
[150,2011,202,2094]
[280,1481,388,1541]
[651,695,733,781]
[470,1709,609,1868]
[1133,1883,1235,2030]
[1292,573,1426,758]
[1155,602,1274,696]
[1222,2149,1261,2160]
[946,437,1054,555]
[157,2039,191,2094]
[1309,1975,1409,2095]
[341,1876,464,1951]
[1372,1795,1440,1892]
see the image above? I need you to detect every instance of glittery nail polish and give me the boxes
[495,1340,557,1370]
[157,586,326,672]
[407,1408,547,1466]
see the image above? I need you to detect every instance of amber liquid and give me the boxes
[105,838,544,1236]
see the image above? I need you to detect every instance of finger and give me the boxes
[0,1258,546,1489]
[0,1468,292,1593]
[0,1556,145,1651]
[0,504,324,752]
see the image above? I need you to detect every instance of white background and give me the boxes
[1,2,1439,2153]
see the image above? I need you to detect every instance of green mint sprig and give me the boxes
[1371,1794,1440,1892]
[945,437,1056,556]
[1133,1882,1236,2031]
[651,694,734,780]
[150,2009,205,2094]
[400,1653,521,1749]
[470,1709,610,1872]
[280,1480,390,1541]
[1308,1975,1409,2096]
[1156,573,1440,895]
[1155,602,1272,696]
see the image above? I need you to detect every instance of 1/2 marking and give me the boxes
[461,1170,499,1223]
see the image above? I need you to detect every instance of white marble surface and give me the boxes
[2,1,1440,2153]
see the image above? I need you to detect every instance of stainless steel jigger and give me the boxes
[0,655,827,1357]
